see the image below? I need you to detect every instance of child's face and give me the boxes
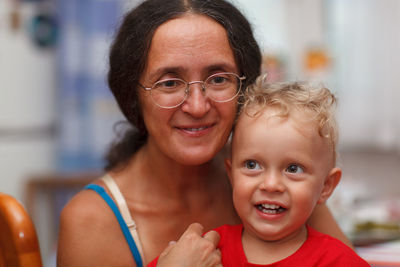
[225,106,340,242]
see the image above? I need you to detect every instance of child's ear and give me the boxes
[318,167,342,204]
[224,158,233,184]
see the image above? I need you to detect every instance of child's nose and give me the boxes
[259,171,285,193]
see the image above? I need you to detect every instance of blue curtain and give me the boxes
[56,0,127,171]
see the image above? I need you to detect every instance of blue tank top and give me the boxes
[85,184,143,267]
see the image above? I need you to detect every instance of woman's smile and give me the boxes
[175,123,216,136]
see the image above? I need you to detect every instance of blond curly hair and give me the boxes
[240,76,339,162]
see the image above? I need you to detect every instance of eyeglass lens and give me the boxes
[150,73,241,108]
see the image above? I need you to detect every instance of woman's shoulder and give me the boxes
[60,179,115,225]
[57,179,137,266]
[61,182,106,220]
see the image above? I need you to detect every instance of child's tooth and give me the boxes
[261,203,280,209]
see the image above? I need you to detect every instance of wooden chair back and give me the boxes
[0,193,42,267]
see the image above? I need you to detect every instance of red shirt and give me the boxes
[215,224,370,266]
[147,224,370,266]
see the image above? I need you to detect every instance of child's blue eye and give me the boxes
[286,164,304,174]
[244,160,261,170]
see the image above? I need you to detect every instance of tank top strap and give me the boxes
[85,183,144,267]
[101,174,146,264]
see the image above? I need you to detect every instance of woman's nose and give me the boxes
[259,172,285,193]
[181,82,211,118]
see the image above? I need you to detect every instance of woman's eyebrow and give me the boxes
[147,66,185,81]
[206,63,237,73]
[147,62,237,82]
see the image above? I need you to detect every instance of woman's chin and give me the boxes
[173,148,217,166]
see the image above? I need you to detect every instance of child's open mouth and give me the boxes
[256,203,286,214]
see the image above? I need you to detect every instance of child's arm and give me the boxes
[307,204,354,249]
[147,223,222,267]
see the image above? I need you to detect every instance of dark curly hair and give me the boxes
[105,0,262,171]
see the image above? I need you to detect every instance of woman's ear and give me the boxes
[224,158,233,184]
[318,167,342,204]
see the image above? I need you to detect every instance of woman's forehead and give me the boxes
[143,14,237,80]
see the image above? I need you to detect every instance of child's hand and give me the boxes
[156,223,222,267]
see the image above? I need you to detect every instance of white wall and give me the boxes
[0,2,56,203]
[232,0,400,151]
[328,0,400,151]
[232,0,324,76]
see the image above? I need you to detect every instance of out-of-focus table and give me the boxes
[25,172,99,217]
[24,172,100,263]
[357,240,400,266]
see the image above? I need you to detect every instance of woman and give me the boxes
[57,1,351,266]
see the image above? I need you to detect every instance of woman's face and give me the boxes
[138,14,239,166]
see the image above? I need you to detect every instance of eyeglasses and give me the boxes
[138,72,246,109]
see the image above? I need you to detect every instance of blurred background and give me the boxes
[1,0,399,266]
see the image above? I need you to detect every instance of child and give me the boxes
[217,78,369,266]
[149,78,369,266]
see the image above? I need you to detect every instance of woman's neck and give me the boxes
[113,142,227,207]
